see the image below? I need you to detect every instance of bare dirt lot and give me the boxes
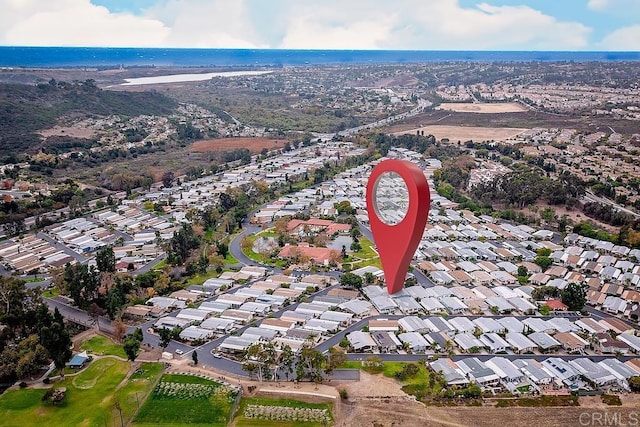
[189,137,287,153]
[39,125,98,139]
[436,103,528,114]
[394,125,527,142]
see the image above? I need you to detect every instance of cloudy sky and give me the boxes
[1,0,639,50]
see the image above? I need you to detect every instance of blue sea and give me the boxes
[0,47,639,68]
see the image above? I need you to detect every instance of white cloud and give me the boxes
[0,0,592,50]
[587,0,611,10]
[599,25,640,50]
[587,0,640,14]
[0,0,263,48]
[278,0,591,50]
[1,0,169,47]
[143,0,266,48]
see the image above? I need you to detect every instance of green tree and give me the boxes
[167,223,201,265]
[340,272,363,289]
[162,171,175,187]
[280,345,295,381]
[96,246,116,273]
[326,348,347,376]
[363,272,375,285]
[561,282,587,311]
[105,283,126,319]
[296,344,327,384]
[62,263,100,309]
[39,308,72,377]
[192,350,198,366]
[123,334,141,361]
[517,265,528,277]
[539,304,551,315]
[534,255,553,271]
[158,327,173,349]
[629,376,640,393]
[217,242,229,258]
[531,285,561,301]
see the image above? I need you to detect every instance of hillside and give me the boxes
[0,80,177,157]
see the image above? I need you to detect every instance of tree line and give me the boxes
[0,276,72,383]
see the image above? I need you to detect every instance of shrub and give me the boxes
[42,388,54,402]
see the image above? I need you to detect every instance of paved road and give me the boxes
[229,224,263,267]
[134,254,167,275]
[49,287,638,380]
[25,278,52,290]
[346,353,635,363]
[44,297,114,334]
[583,190,640,219]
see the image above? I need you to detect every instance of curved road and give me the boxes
[47,293,637,380]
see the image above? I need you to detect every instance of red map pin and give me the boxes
[366,159,431,294]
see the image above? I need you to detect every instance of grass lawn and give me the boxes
[234,397,333,427]
[257,229,279,238]
[41,288,59,298]
[224,252,239,264]
[351,258,382,269]
[153,259,168,270]
[340,360,446,401]
[186,270,220,286]
[352,237,377,259]
[379,362,445,400]
[338,361,362,370]
[0,359,163,427]
[81,335,128,359]
[343,237,381,269]
[134,373,237,427]
[241,234,288,267]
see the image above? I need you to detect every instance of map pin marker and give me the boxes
[366,159,431,295]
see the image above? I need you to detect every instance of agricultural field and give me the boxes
[0,359,162,427]
[189,137,288,153]
[234,397,333,427]
[394,124,527,143]
[436,102,528,114]
[133,373,237,427]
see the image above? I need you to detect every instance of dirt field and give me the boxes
[39,125,98,139]
[394,125,528,142]
[436,103,528,114]
[189,137,288,153]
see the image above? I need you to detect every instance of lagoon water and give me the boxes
[121,70,273,85]
[1,47,639,68]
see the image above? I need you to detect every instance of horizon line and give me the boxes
[1,46,640,53]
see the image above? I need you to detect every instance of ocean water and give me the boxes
[0,47,639,68]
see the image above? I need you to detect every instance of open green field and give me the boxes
[241,234,288,267]
[0,359,163,427]
[344,237,381,269]
[185,269,220,286]
[81,335,128,358]
[339,360,448,401]
[234,397,333,427]
[134,373,237,427]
